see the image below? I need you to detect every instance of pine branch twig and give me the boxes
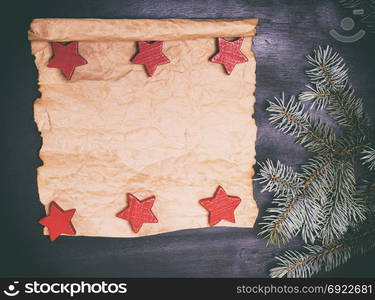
[258,45,375,277]
[270,226,375,278]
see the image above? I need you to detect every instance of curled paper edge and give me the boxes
[28,18,258,42]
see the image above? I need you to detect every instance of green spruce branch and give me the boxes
[270,225,375,278]
[257,46,375,277]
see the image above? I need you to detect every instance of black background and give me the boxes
[1,0,375,277]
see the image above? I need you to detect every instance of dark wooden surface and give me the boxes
[1,0,375,277]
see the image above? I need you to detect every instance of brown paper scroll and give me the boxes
[29,18,259,238]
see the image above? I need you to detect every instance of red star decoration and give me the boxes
[116,193,158,233]
[47,41,87,80]
[38,201,76,242]
[210,37,248,75]
[131,41,170,76]
[199,186,241,226]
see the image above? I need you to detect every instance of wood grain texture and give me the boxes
[1,0,375,277]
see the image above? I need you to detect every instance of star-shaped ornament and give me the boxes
[38,201,76,242]
[47,41,87,80]
[116,193,158,233]
[210,37,248,75]
[131,41,170,76]
[199,186,241,226]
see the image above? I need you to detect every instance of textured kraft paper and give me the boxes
[28,18,259,238]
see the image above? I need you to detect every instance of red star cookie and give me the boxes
[131,41,170,76]
[38,201,76,242]
[199,186,241,226]
[47,41,87,80]
[210,37,248,74]
[116,193,158,233]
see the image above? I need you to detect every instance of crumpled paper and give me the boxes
[28,18,259,237]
